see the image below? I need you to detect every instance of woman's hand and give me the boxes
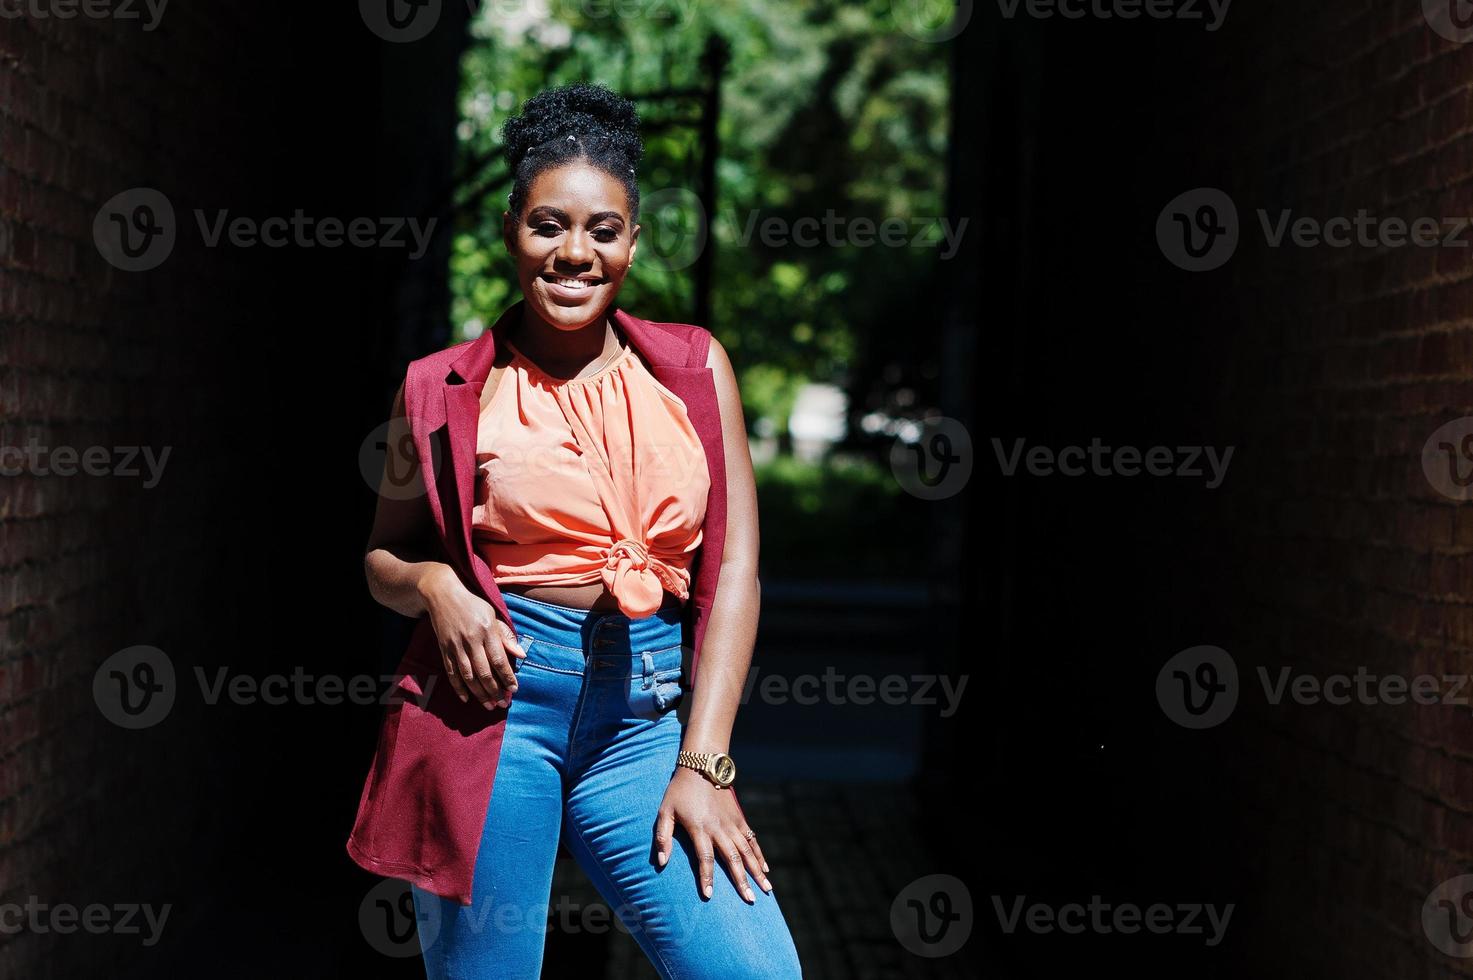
[418,565,526,710]
[654,767,772,903]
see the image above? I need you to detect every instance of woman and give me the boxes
[346,82,804,978]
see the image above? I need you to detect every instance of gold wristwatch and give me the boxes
[676,750,737,788]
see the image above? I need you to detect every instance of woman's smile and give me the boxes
[538,273,608,303]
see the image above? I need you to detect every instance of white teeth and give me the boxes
[549,276,598,289]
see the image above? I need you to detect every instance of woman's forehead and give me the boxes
[525,163,631,218]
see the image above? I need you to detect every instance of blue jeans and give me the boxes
[410,590,803,979]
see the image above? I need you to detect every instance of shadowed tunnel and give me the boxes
[2,2,1473,977]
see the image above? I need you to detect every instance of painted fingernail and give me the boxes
[703,884,712,898]
[761,878,772,892]
[762,862,770,873]
[743,889,754,903]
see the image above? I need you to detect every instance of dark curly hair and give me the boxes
[501,82,644,224]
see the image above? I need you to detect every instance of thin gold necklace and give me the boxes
[509,327,625,382]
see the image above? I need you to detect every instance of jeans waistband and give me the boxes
[501,589,684,658]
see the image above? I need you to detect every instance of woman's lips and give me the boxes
[539,274,605,302]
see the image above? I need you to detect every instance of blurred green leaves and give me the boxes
[450,1,949,576]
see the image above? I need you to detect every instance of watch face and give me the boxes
[713,755,736,785]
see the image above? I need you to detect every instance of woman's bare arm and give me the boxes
[650,334,773,905]
[363,381,524,708]
[363,382,457,617]
[679,336,762,756]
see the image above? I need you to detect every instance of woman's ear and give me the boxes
[502,209,515,254]
[628,222,639,265]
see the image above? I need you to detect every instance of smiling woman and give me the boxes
[348,82,803,979]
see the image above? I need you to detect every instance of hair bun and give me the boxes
[501,82,643,175]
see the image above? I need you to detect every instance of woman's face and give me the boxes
[504,160,640,332]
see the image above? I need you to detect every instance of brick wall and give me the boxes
[0,6,466,975]
[945,2,1473,977]
[0,8,285,976]
[1183,4,1473,977]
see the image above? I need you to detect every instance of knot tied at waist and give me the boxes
[602,538,684,618]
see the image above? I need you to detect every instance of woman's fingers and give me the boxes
[498,621,527,660]
[690,823,716,899]
[744,827,771,876]
[441,648,470,703]
[460,637,502,708]
[735,827,772,894]
[653,806,676,868]
[484,622,519,696]
[719,830,756,903]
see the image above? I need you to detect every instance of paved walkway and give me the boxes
[548,780,983,979]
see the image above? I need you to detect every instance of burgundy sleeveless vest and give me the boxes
[345,300,733,905]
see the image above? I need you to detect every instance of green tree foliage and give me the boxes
[451,0,948,433]
[452,2,950,578]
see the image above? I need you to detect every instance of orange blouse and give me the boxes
[471,337,712,619]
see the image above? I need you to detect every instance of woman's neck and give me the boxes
[510,306,621,380]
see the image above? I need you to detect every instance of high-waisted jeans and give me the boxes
[410,590,804,979]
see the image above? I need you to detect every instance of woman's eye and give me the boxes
[593,227,619,242]
[534,223,562,236]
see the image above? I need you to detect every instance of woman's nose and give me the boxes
[558,228,594,265]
